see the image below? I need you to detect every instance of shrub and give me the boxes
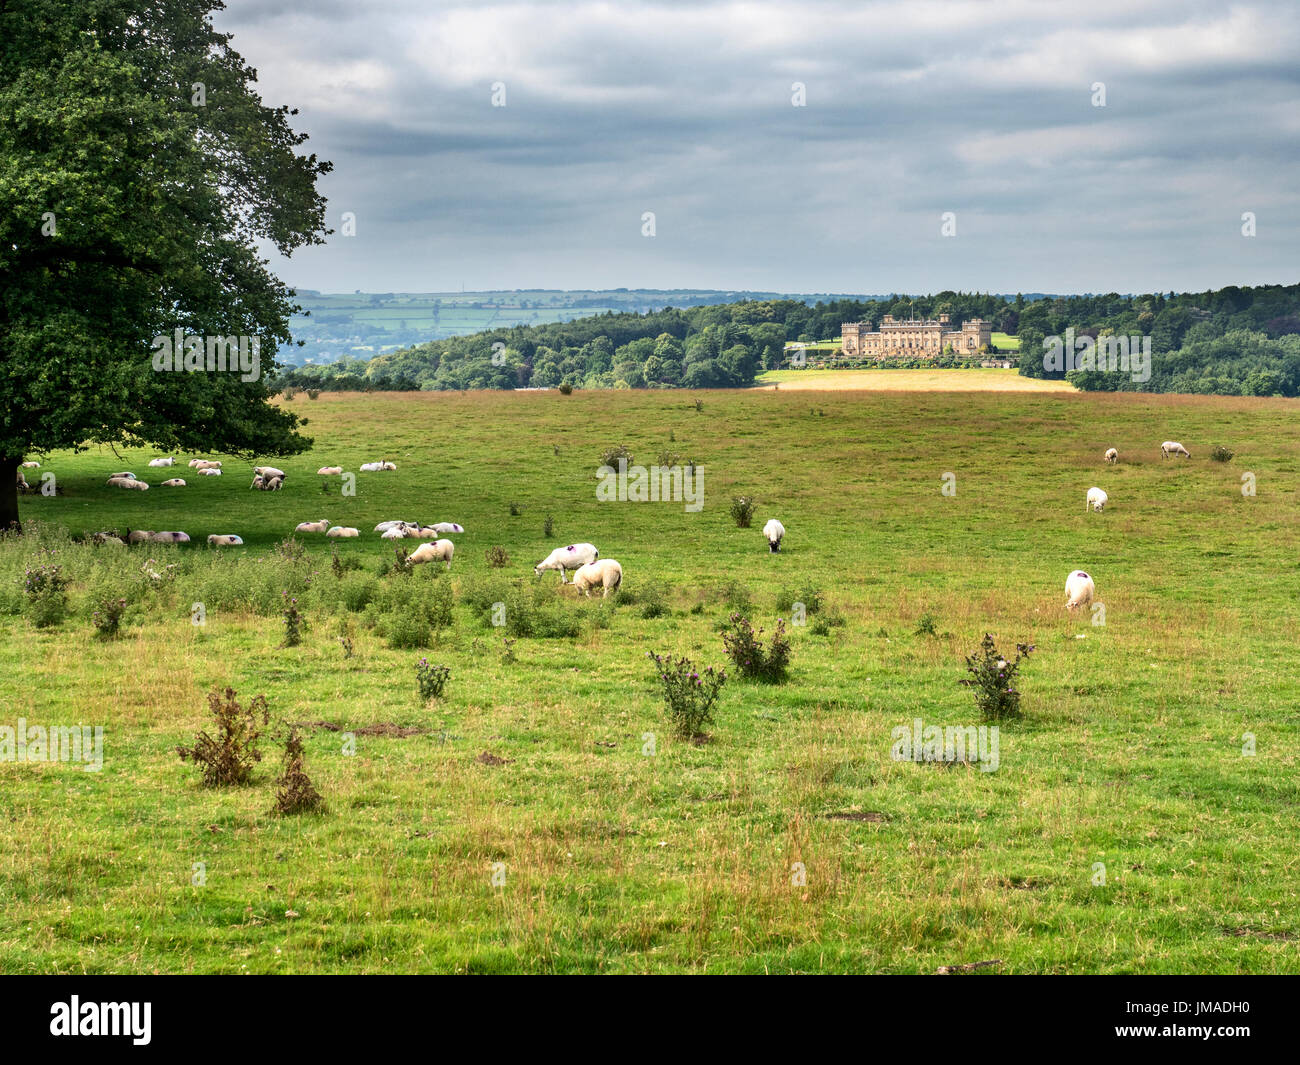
[384,612,430,649]
[306,389,321,400]
[636,581,669,619]
[776,585,823,616]
[274,726,325,815]
[91,595,129,640]
[337,617,355,659]
[729,495,756,528]
[721,614,791,682]
[809,611,846,637]
[23,558,70,629]
[719,579,752,614]
[599,443,633,470]
[416,658,451,702]
[1210,445,1234,462]
[275,537,307,565]
[508,501,522,517]
[648,652,726,739]
[504,583,581,639]
[558,382,573,395]
[485,545,510,568]
[914,613,938,637]
[177,686,271,787]
[339,572,377,612]
[959,633,1035,722]
[543,514,554,538]
[280,591,304,647]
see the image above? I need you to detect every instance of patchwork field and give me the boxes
[2,386,1298,974]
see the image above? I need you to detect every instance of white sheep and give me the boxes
[20,461,40,469]
[326,526,359,538]
[148,457,175,467]
[107,471,136,481]
[149,531,191,544]
[572,558,623,598]
[407,525,443,540]
[192,459,222,470]
[294,519,330,534]
[1104,448,1118,464]
[1161,441,1190,459]
[160,478,186,487]
[108,476,148,491]
[762,518,785,553]
[1086,487,1108,512]
[534,542,599,583]
[374,520,416,533]
[207,534,243,546]
[254,466,285,480]
[359,461,396,472]
[198,468,222,476]
[1065,570,1096,611]
[381,524,414,540]
[430,522,464,534]
[408,538,454,570]
[317,466,343,476]
[126,530,154,545]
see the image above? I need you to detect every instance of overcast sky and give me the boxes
[215,0,1300,296]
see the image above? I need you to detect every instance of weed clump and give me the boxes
[274,726,325,815]
[647,652,725,739]
[721,614,791,682]
[177,687,271,787]
[960,634,1034,722]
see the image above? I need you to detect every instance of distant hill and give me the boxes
[286,288,881,366]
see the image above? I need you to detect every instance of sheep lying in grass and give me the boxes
[534,542,599,583]
[198,468,222,476]
[207,534,243,546]
[294,519,330,534]
[317,466,343,475]
[1161,441,1190,459]
[326,526,359,538]
[381,524,414,540]
[1065,570,1096,611]
[1086,487,1108,512]
[407,525,443,540]
[408,538,454,570]
[762,518,785,553]
[20,461,39,469]
[148,457,175,467]
[1104,448,1118,464]
[126,530,154,545]
[359,460,397,472]
[374,520,416,533]
[160,478,186,487]
[191,459,222,470]
[108,471,136,481]
[91,532,125,546]
[430,522,464,534]
[572,558,622,598]
[149,531,191,543]
[108,476,148,491]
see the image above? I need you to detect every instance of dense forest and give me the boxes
[279,284,1300,397]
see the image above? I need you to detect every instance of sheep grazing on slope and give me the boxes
[762,518,785,553]
[572,558,623,598]
[1161,441,1190,459]
[207,534,243,546]
[198,468,222,476]
[534,542,599,583]
[326,526,359,538]
[1065,570,1096,611]
[1086,487,1108,512]
[160,478,186,487]
[408,538,454,570]
[430,522,464,534]
[317,466,343,476]
[294,519,330,534]
[148,457,175,467]
[1104,448,1118,464]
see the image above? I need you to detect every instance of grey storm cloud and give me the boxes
[215,0,1300,294]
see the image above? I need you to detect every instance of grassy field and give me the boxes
[758,368,1073,392]
[2,386,1298,974]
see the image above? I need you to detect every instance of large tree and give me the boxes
[0,0,330,530]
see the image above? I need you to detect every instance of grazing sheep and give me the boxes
[108,476,148,490]
[198,467,222,476]
[762,518,785,553]
[430,522,464,534]
[294,519,330,534]
[148,457,175,467]
[107,471,136,481]
[160,478,186,487]
[534,542,599,583]
[317,466,343,476]
[1161,441,1190,459]
[1065,570,1096,611]
[20,461,40,469]
[206,534,243,546]
[572,558,623,598]
[1104,448,1118,464]
[408,538,454,570]
[326,526,359,538]
[149,531,191,544]
[1086,487,1108,512]
[127,530,154,545]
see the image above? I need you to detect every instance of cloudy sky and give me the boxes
[216,0,1300,296]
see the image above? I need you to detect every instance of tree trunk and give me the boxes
[0,457,21,535]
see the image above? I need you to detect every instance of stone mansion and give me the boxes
[840,314,992,359]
